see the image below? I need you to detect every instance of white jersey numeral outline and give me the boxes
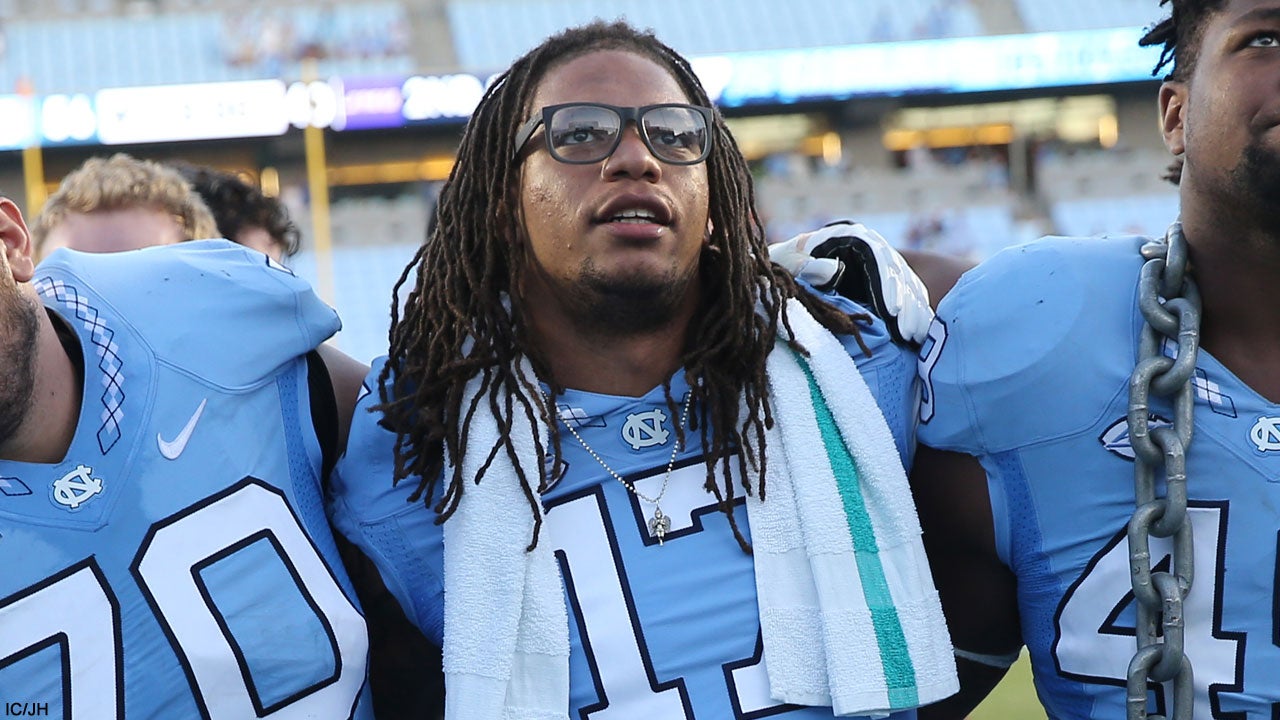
[545,459,794,719]
[916,319,948,424]
[0,560,123,719]
[0,478,366,719]
[1053,502,1245,719]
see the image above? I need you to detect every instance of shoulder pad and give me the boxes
[39,240,340,389]
[918,236,1145,454]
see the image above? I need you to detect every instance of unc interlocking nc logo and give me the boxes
[621,408,670,450]
[51,464,104,510]
[1251,417,1280,452]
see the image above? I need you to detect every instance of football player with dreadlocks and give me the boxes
[331,19,959,719]
[903,1,1280,718]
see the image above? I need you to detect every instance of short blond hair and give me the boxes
[33,153,219,254]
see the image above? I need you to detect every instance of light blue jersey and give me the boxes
[918,235,1280,719]
[0,241,372,719]
[332,298,922,719]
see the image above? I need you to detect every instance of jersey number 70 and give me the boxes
[0,479,366,719]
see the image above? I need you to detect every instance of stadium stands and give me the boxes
[446,0,985,72]
[1013,0,1165,33]
[291,240,421,362]
[1037,147,1179,238]
[1049,193,1179,239]
[0,0,988,91]
[0,2,412,94]
[755,159,1023,258]
[0,0,1173,93]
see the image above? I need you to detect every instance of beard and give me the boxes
[566,258,697,337]
[1231,142,1280,233]
[0,285,41,450]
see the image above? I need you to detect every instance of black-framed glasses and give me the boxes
[512,102,714,165]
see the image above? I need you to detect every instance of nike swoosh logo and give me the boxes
[157,398,207,460]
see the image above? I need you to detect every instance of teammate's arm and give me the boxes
[898,249,972,310]
[316,343,369,455]
[315,351,446,717]
[911,445,1023,720]
[335,535,445,718]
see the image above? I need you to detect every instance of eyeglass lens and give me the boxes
[548,105,708,164]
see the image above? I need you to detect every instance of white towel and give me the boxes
[749,297,958,716]
[441,363,570,720]
[441,302,957,718]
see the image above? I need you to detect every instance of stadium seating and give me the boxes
[1037,148,1179,238]
[1014,0,1164,33]
[291,239,421,363]
[755,160,1024,259]
[1049,194,1179,240]
[446,0,986,73]
[0,0,1175,93]
[290,194,431,362]
[0,2,412,94]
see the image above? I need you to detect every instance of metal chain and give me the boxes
[551,391,693,545]
[1125,222,1202,720]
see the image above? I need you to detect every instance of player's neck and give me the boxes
[527,307,693,398]
[540,327,689,397]
[9,309,83,463]
[520,267,702,396]
[1185,222,1280,401]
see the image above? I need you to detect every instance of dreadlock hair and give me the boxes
[375,19,870,553]
[1139,0,1228,184]
[1139,0,1227,81]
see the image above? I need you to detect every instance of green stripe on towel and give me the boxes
[797,353,919,707]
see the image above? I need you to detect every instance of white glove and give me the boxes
[768,232,843,287]
[770,220,933,345]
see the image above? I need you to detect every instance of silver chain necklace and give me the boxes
[552,391,693,545]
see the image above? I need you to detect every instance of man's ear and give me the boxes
[0,197,34,282]
[1158,80,1188,157]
